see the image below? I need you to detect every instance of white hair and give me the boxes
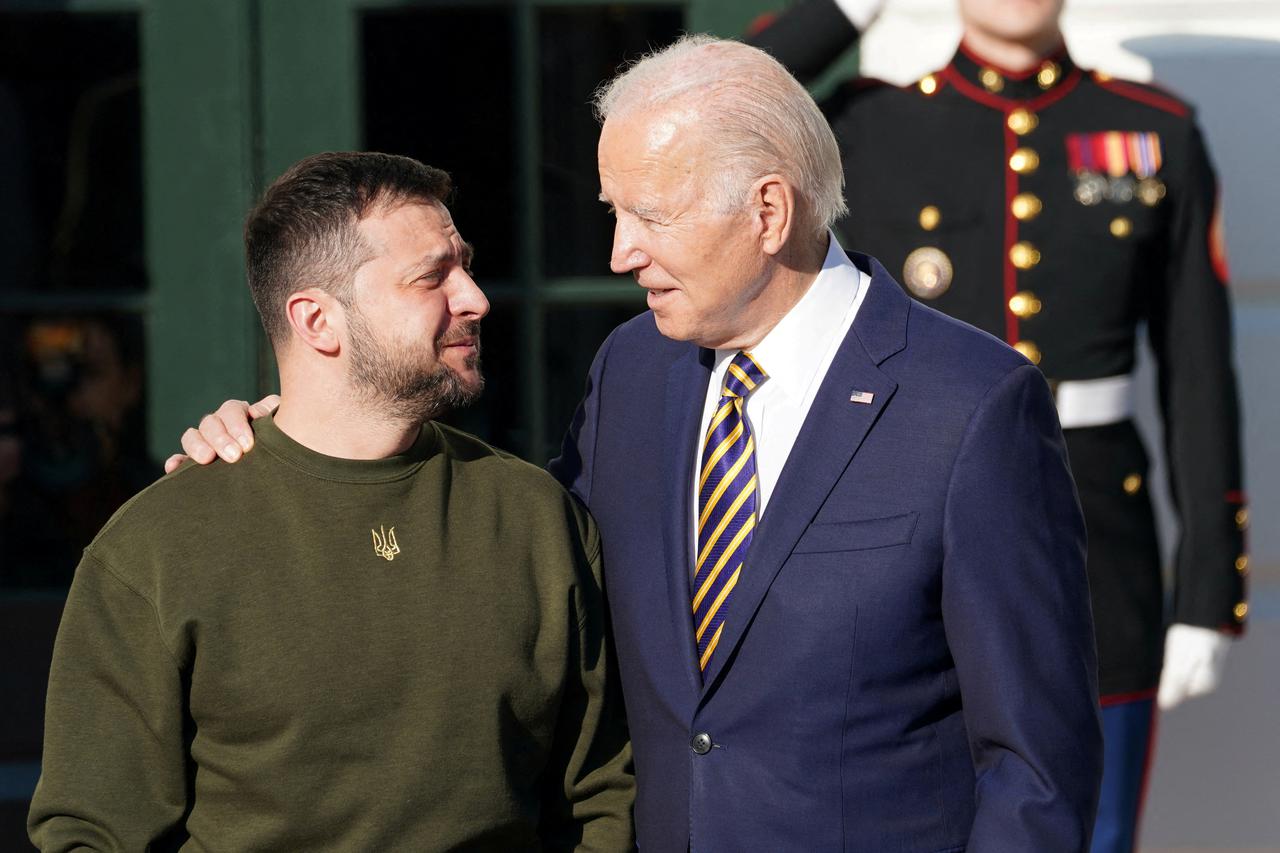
[593,34,848,236]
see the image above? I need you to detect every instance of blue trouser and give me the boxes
[1090,696,1157,853]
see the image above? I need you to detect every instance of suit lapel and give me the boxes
[699,259,910,694]
[661,345,713,692]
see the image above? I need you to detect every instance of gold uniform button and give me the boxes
[1013,340,1042,364]
[980,68,1005,92]
[918,74,939,96]
[1236,507,1249,530]
[919,205,941,231]
[1123,473,1143,495]
[1094,70,1113,83]
[1008,291,1042,318]
[1037,62,1061,89]
[1011,192,1043,221]
[1009,148,1040,174]
[1234,602,1249,622]
[1009,241,1041,269]
[1007,108,1039,135]
[1110,216,1133,238]
[1235,554,1250,576]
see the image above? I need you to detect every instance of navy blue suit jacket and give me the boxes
[550,253,1102,852]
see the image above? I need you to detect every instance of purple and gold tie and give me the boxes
[693,351,767,674]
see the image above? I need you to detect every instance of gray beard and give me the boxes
[345,308,484,423]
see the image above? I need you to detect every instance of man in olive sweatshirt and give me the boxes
[28,152,634,852]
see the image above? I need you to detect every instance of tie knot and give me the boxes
[722,351,768,398]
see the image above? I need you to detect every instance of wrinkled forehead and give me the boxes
[598,104,712,190]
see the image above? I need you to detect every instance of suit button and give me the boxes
[1013,340,1042,364]
[1011,192,1042,221]
[1008,291,1042,318]
[691,733,713,755]
[1009,148,1040,174]
[1007,108,1038,135]
[1009,241,1041,270]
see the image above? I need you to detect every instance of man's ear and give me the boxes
[751,174,797,257]
[284,289,342,355]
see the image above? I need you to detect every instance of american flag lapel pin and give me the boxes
[849,389,875,405]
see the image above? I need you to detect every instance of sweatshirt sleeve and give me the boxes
[538,508,636,852]
[28,553,191,851]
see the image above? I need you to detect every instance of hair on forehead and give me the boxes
[593,34,847,236]
[244,152,452,347]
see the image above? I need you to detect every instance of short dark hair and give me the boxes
[245,152,452,344]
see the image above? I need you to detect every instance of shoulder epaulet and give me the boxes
[1090,70,1191,118]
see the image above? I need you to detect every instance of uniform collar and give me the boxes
[945,40,1078,105]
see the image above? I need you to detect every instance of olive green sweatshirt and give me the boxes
[29,415,634,852]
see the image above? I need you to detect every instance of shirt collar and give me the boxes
[714,231,860,400]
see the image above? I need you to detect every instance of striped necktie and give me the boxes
[692,351,767,674]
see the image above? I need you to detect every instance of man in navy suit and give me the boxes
[551,35,1101,851]
[173,35,1101,852]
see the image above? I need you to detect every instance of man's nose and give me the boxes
[610,220,648,274]
[450,270,490,320]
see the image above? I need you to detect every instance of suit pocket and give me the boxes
[792,512,919,555]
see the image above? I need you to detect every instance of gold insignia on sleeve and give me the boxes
[902,247,953,299]
[372,525,401,561]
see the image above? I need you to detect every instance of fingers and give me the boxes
[195,412,243,463]
[163,453,190,474]
[181,424,223,464]
[1157,665,1192,711]
[1158,624,1232,709]
[210,399,258,458]
[247,394,281,419]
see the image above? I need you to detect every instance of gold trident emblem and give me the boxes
[371,525,400,562]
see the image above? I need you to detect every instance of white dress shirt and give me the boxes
[692,233,870,540]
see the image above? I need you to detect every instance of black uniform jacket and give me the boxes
[753,0,1247,696]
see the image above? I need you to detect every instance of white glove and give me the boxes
[833,0,887,31]
[1156,623,1232,711]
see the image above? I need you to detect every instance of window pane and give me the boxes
[1,313,156,591]
[361,7,517,280]
[0,13,143,294]
[539,5,684,278]
[1,12,151,595]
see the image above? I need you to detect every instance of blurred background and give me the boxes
[0,0,1275,848]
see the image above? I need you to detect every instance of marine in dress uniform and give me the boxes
[751,2,1248,850]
